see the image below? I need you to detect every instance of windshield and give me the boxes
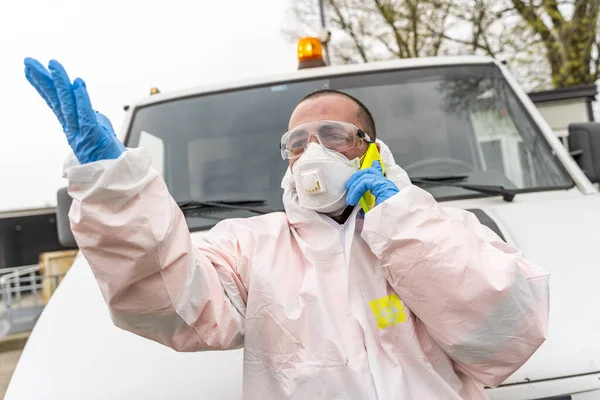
[127,63,573,229]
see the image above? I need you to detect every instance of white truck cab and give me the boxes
[6,53,600,399]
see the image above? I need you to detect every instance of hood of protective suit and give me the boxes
[281,140,412,224]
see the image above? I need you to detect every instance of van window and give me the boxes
[126,65,573,229]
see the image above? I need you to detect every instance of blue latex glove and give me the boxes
[346,160,399,207]
[24,58,125,164]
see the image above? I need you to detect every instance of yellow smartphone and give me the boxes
[359,143,386,213]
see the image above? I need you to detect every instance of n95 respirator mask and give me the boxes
[292,143,360,215]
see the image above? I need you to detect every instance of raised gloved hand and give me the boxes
[24,58,126,164]
[346,160,399,207]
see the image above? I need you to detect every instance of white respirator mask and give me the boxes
[292,142,360,215]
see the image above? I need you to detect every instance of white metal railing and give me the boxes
[0,264,67,336]
[1,265,42,310]
[1,265,39,307]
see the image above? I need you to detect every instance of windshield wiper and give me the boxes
[411,175,470,182]
[177,199,274,215]
[410,176,516,202]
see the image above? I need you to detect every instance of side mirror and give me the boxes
[56,187,78,248]
[567,122,600,183]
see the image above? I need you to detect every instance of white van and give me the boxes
[6,52,600,399]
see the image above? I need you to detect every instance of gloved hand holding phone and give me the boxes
[24,58,125,164]
[345,160,399,207]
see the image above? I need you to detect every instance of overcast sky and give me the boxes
[0,0,297,211]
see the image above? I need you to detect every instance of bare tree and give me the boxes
[287,0,600,90]
[288,0,457,64]
[441,0,552,89]
[510,0,600,87]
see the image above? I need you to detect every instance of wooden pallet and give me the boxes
[38,250,78,304]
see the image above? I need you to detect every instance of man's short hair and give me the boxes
[299,89,377,141]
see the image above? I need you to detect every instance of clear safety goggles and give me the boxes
[280,120,372,160]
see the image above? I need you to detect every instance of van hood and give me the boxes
[471,194,600,384]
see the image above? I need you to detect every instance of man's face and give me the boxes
[287,95,370,167]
